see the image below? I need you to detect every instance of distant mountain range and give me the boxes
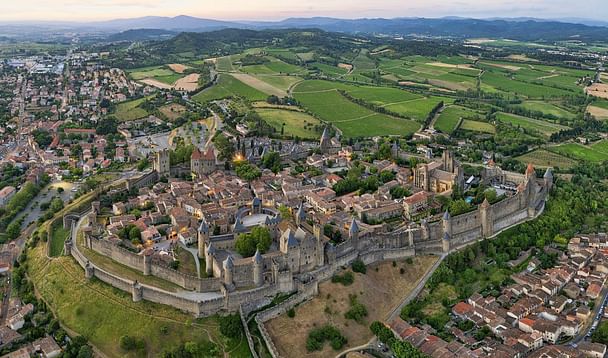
[4,15,608,42]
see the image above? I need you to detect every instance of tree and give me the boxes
[262,151,282,173]
[235,163,261,181]
[129,227,142,243]
[32,129,52,148]
[214,132,235,161]
[235,227,271,257]
[218,314,242,338]
[49,197,64,213]
[96,117,118,135]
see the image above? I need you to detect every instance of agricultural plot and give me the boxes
[293,82,420,137]
[114,97,150,122]
[550,143,608,163]
[379,56,479,90]
[192,74,267,103]
[127,66,175,80]
[435,106,485,134]
[231,73,288,97]
[309,62,349,77]
[241,57,306,75]
[159,103,187,121]
[460,120,496,133]
[253,75,302,93]
[256,108,321,139]
[518,101,576,119]
[495,112,569,137]
[481,71,574,98]
[216,56,236,71]
[515,149,576,169]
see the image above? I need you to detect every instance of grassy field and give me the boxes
[550,143,608,163]
[265,256,438,358]
[115,97,150,122]
[49,224,69,257]
[309,62,349,77]
[515,149,577,169]
[481,71,574,98]
[293,84,420,137]
[435,106,484,134]
[495,112,569,137]
[127,66,175,80]
[254,75,302,92]
[216,56,235,72]
[28,243,250,357]
[460,120,496,133]
[256,108,322,139]
[193,74,268,103]
[159,103,187,121]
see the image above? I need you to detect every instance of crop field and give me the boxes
[241,57,306,75]
[293,87,419,137]
[114,97,150,122]
[126,66,176,80]
[550,143,608,163]
[435,106,485,134]
[460,120,496,133]
[231,73,288,97]
[518,101,576,119]
[495,112,569,137]
[253,75,302,93]
[293,80,447,121]
[193,74,267,103]
[482,71,574,98]
[515,149,577,169]
[378,56,480,90]
[216,56,235,71]
[256,108,321,139]
[309,62,349,77]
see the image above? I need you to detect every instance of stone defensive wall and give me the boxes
[83,235,222,293]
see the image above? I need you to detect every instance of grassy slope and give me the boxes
[27,243,250,357]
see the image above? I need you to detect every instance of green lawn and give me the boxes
[193,74,268,103]
[495,112,569,137]
[256,108,322,139]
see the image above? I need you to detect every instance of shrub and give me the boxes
[344,295,368,324]
[306,325,347,352]
[406,257,414,264]
[331,271,354,286]
[287,308,296,318]
[352,259,367,274]
[218,314,242,338]
[119,335,144,351]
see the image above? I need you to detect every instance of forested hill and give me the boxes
[99,16,608,43]
[269,18,608,42]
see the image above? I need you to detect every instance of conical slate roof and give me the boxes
[349,217,359,236]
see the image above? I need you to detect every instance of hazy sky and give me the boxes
[1,0,607,22]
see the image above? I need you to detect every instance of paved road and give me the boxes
[20,180,77,230]
[571,287,608,345]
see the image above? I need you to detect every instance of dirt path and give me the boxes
[428,104,448,130]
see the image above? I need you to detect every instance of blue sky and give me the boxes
[0,0,606,21]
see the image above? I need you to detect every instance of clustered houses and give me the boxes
[389,235,608,358]
[389,315,606,358]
